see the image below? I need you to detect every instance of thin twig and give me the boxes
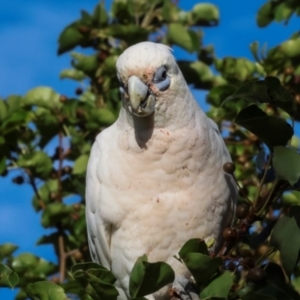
[257,181,278,215]
[57,127,66,283]
[26,169,46,210]
[57,130,64,201]
[256,247,277,266]
[252,154,272,209]
[231,173,252,204]
[141,3,156,28]
[58,233,66,283]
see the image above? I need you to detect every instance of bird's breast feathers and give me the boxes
[93,115,233,254]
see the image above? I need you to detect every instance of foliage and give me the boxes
[2,0,300,299]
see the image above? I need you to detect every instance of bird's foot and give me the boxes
[169,276,200,300]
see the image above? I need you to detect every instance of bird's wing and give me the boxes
[208,118,232,164]
[85,132,112,269]
[208,118,237,226]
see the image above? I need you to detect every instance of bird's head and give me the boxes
[116,42,184,118]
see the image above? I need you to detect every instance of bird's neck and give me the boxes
[117,88,205,148]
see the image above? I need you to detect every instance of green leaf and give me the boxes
[1,109,32,129]
[58,23,85,55]
[273,146,300,186]
[71,52,98,74]
[242,291,276,300]
[80,10,93,25]
[71,262,118,300]
[32,179,59,211]
[178,238,209,260]
[235,105,293,150]
[25,87,62,110]
[0,99,8,122]
[60,69,86,81]
[257,2,273,28]
[280,38,300,58]
[41,203,72,228]
[182,253,222,285]
[0,263,19,288]
[61,99,79,124]
[105,24,148,45]
[200,271,233,300]
[71,262,116,285]
[168,23,197,53]
[274,2,293,23]
[177,60,214,88]
[0,155,6,174]
[93,3,108,26]
[87,108,117,129]
[255,281,298,300]
[12,253,38,273]
[264,262,286,283]
[191,3,219,26]
[270,210,300,276]
[162,1,181,22]
[129,255,175,298]
[282,191,300,205]
[73,154,89,175]
[224,77,296,116]
[250,41,261,62]
[36,232,60,247]
[17,151,53,179]
[26,281,68,300]
[0,243,18,260]
[35,108,59,148]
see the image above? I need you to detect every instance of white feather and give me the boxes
[86,42,237,299]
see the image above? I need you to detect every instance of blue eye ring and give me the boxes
[153,66,168,83]
[153,66,170,91]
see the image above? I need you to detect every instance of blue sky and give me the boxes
[0,0,299,299]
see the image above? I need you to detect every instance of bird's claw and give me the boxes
[169,275,200,300]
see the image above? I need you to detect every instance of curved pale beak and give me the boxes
[127,76,155,117]
[128,76,148,111]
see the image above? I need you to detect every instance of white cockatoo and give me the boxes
[86,42,237,299]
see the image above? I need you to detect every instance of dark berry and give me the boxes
[237,154,248,165]
[76,108,85,119]
[73,203,81,211]
[78,26,90,34]
[241,257,255,269]
[72,250,83,261]
[49,192,58,200]
[238,248,253,258]
[62,166,72,175]
[59,95,67,103]
[75,87,83,95]
[12,176,24,184]
[223,228,238,241]
[50,170,58,179]
[227,261,236,271]
[223,162,236,174]
[246,267,266,283]
[236,203,250,219]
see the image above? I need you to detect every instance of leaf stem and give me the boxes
[256,247,277,266]
[253,154,272,209]
[257,179,280,216]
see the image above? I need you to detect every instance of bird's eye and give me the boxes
[153,66,170,91]
[154,66,168,83]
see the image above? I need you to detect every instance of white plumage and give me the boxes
[86,42,236,299]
